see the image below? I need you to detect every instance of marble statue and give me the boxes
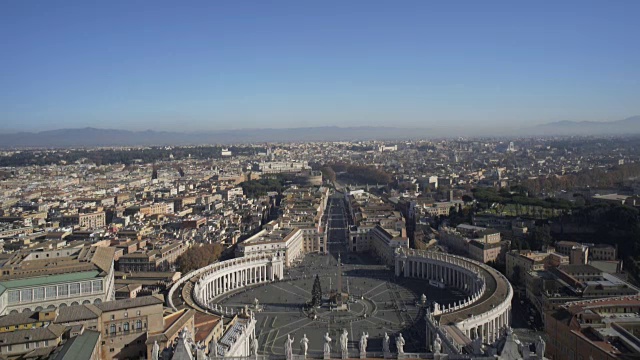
[382,332,390,353]
[340,329,349,358]
[359,332,369,356]
[152,340,160,360]
[285,334,295,360]
[433,334,442,354]
[324,332,332,356]
[253,337,259,357]
[472,328,483,354]
[396,333,405,354]
[197,344,206,360]
[536,335,546,360]
[300,334,309,357]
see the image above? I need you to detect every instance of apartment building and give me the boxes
[279,186,329,254]
[237,222,304,267]
[61,211,106,229]
[117,241,188,272]
[546,296,640,360]
[526,264,639,320]
[439,224,504,263]
[506,249,569,284]
[347,191,409,266]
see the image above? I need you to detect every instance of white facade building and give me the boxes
[0,246,116,315]
[236,222,304,267]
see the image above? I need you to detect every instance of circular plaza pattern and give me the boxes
[215,250,467,357]
[178,193,514,358]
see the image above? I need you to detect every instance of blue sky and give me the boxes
[1,0,639,132]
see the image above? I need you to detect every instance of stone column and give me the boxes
[490,318,495,342]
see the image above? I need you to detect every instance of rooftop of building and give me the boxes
[242,227,299,246]
[0,270,99,292]
[468,239,502,250]
[54,304,102,323]
[550,297,640,357]
[558,264,602,275]
[50,330,100,360]
[0,323,66,345]
[0,245,115,281]
[194,312,221,343]
[95,294,164,312]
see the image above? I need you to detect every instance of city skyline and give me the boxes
[2,0,639,132]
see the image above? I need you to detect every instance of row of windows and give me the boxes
[107,320,146,336]
[0,340,50,353]
[7,280,104,304]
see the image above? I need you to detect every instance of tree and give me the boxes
[512,265,522,286]
[320,166,337,183]
[529,225,552,251]
[311,275,322,307]
[176,243,224,273]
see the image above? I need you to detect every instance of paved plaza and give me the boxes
[216,195,465,357]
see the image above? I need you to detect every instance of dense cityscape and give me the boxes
[3,1,640,359]
[0,136,639,359]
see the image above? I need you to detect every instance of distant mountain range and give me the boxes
[533,116,640,136]
[0,126,432,148]
[1,116,639,148]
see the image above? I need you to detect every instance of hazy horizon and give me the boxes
[2,1,639,132]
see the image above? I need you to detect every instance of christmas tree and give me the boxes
[311,274,322,307]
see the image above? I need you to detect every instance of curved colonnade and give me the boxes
[177,247,511,356]
[192,255,284,314]
[395,248,513,354]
